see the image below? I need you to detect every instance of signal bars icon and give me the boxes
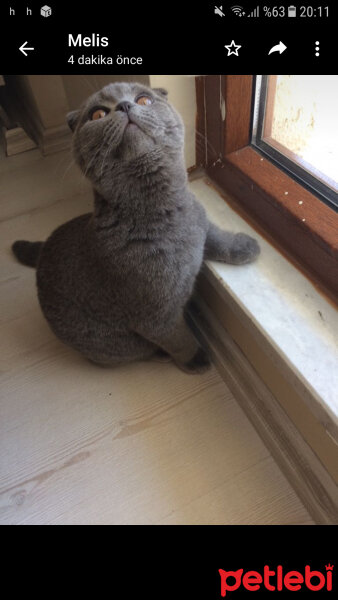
[247,6,260,17]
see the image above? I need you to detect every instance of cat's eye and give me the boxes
[91,108,109,121]
[136,96,153,106]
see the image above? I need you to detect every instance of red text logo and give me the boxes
[219,564,334,595]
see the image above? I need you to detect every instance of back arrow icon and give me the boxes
[268,41,287,55]
[19,41,35,56]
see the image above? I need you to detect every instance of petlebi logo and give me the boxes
[219,564,334,595]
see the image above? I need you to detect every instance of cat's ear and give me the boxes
[66,110,80,132]
[152,88,169,100]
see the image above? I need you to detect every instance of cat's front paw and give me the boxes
[176,347,211,375]
[229,233,260,265]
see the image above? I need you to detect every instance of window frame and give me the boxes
[196,75,338,303]
[252,75,338,210]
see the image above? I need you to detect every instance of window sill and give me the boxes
[189,177,338,481]
[206,146,338,302]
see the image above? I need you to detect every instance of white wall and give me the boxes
[149,75,197,169]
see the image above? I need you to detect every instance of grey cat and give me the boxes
[12,82,260,374]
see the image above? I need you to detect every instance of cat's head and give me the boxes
[67,82,185,184]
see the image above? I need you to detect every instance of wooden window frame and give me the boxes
[254,75,338,205]
[196,75,338,303]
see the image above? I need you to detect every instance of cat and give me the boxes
[12,82,260,374]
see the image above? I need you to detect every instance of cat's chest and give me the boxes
[94,205,206,294]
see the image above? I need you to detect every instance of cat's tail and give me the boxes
[12,240,44,268]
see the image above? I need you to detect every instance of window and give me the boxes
[197,75,338,302]
[252,75,338,210]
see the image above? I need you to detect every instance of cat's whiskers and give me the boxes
[53,149,73,178]
[83,146,102,179]
[59,155,77,186]
[52,149,88,194]
[137,114,161,129]
[100,143,112,179]
[76,142,95,165]
[77,131,109,178]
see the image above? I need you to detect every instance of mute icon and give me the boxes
[214,5,225,17]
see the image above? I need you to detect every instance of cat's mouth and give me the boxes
[123,116,149,139]
[122,115,157,146]
[125,114,139,128]
[122,117,142,137]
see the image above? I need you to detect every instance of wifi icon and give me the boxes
[231,5,245,16]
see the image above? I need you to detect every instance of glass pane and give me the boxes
[263,75,338,192]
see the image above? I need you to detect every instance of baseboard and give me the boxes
[188,296,338,524]
[4,126,37,156]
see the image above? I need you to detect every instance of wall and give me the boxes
[149,75,197,169]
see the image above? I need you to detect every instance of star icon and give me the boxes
[224,40,242,56]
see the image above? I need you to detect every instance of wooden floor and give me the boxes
[0,148,314,524]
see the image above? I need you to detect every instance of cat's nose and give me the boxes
[115,101,132,113]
